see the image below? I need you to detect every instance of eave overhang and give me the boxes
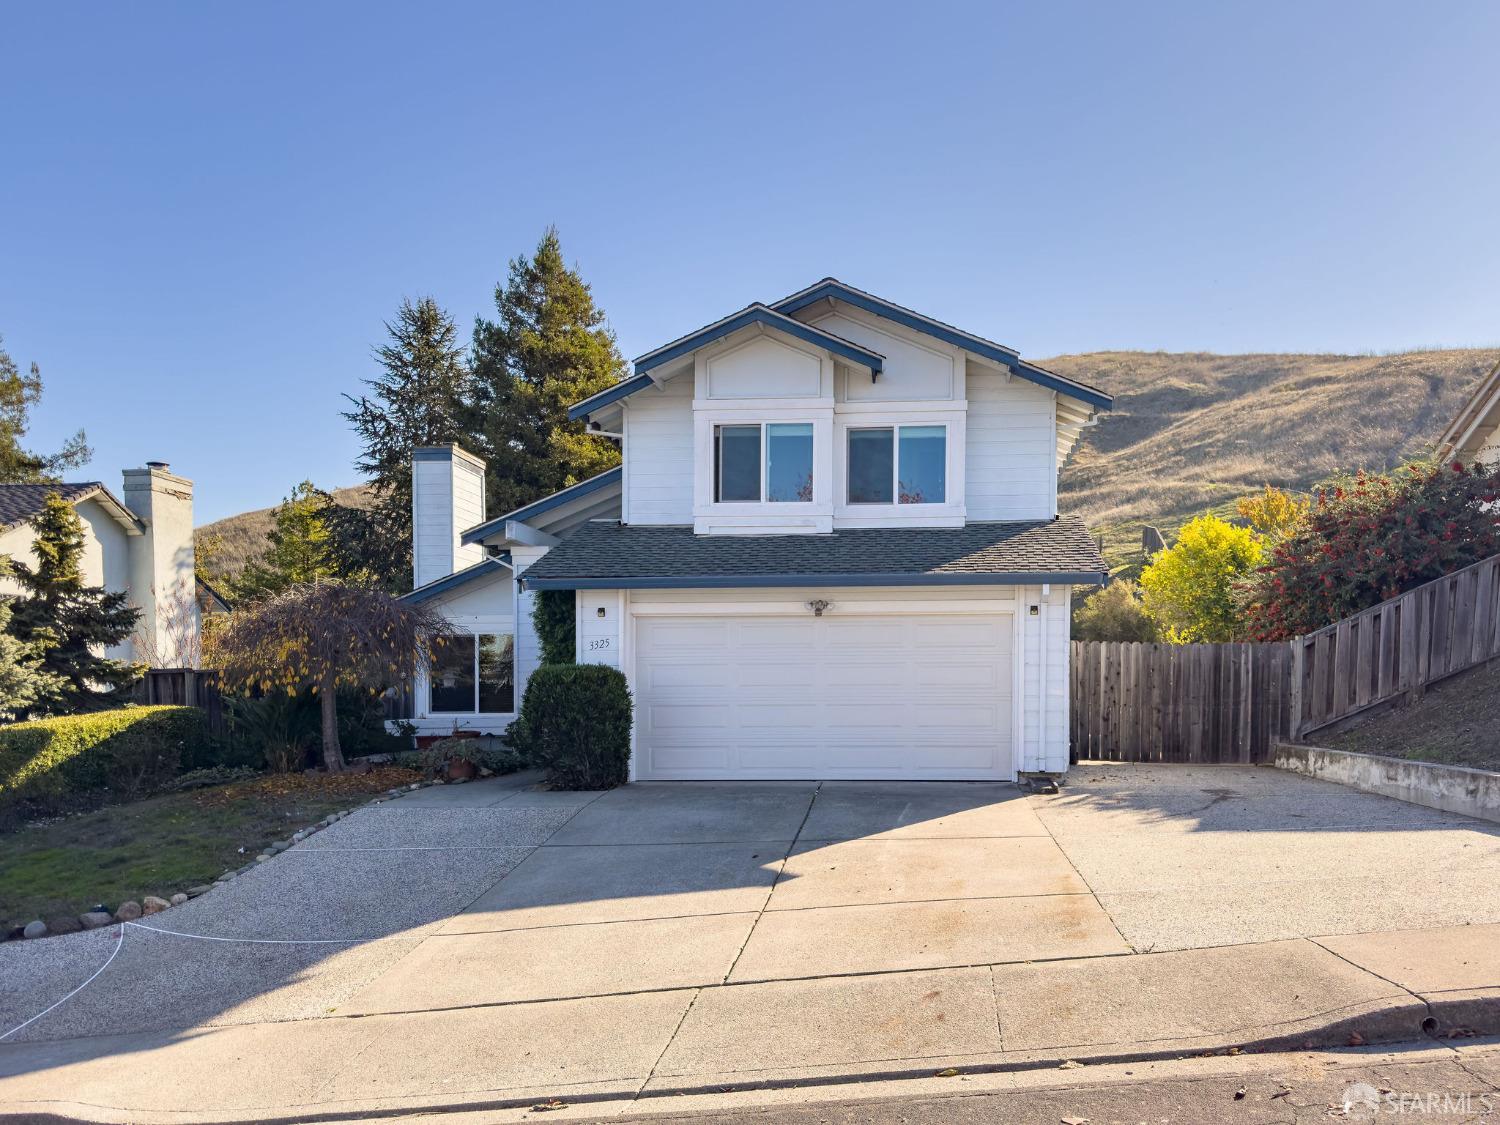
[399,556,513,605]
[523,570,1108,591]
[459,467,622,546]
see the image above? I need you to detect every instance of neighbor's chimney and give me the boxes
[121,462,198,667]
[411,445,487,589]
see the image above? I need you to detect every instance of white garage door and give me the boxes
[632,613,1014,781]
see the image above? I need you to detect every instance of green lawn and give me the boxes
[0,767,419,929]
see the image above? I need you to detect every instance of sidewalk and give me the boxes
[2,921,1496,1124]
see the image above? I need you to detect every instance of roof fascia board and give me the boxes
[774,281,1114,411]
[399,557,513,605]
[459,467,622,545]
[567,374,655,422]
[525,570,1107,591]
[1437,357,1500,458]
[633,304,883,377]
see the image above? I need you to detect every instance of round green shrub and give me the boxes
[512,664,632,790]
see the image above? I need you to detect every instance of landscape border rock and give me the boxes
[8,773,449,939]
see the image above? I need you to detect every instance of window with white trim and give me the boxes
[847,424,947,504]
[429,633,515,713]
[713,422,814,503]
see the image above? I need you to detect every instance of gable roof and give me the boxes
[568,278,1113,421]
[569,305,885,422]
[773,279,1112,409]
[0,482,143,534]
[1436,355,1500,463]
[460,467,623,546]
[521,517,1107,590]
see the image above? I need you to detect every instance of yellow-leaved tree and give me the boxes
[1139,515,1263,643]
[1235,485,1310,541]
[215,582,450,771]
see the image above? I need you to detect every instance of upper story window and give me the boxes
[847,424,947,505]
[714,423,814,503]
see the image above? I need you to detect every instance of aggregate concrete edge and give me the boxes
[5,990,1497,1125]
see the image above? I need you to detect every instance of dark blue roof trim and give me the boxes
[567,374,655,422]
[1014,361,1113,410]
[633,304,883,377]
[400,557,511,605]
[525,570,1106,591]
[773,279,1113,411]
[460,467,622,545]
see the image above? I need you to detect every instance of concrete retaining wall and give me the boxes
[1273,744,1500,824]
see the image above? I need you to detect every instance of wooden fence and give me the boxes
[1289,551,1500,739]
[135,668,225,736]
[1071,551,1500,762]
[1070,641,1292,763]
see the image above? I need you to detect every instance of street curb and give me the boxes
[7,992,1497,1125]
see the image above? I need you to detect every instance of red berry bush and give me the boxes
[1241,461,1500,641]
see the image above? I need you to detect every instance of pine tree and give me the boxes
[0,575,63,717]
[0,333,91,482]
[338,297,472,588]
[8,495,141,712]
[234,481,342,601]
[468,228,625,512]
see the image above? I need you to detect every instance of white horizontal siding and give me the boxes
[626,377,694,524]
[965,371,1056,521]
[1018,584,1070,774]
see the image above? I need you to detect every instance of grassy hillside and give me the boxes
[196,349,1499,582]
[1048,349,1500,574]
[198,483,372,582]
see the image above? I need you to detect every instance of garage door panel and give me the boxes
[634,610,1014,781]
[822,662,917,690]
[640,620,731,649]
[643,662,732,691]
[913,663,1009,690]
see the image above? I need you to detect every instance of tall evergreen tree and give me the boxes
[0,571,63,717]
[339,297,472,588]
[234,481,343,601]
[8,495,141,712]
[0,333,91,483]
[468,228,625,511]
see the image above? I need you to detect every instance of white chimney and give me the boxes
[412,445,487,588]
[121,462,199,667]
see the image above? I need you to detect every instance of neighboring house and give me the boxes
[1436,354,1500,466]
[401,279,1112,780]
[0,462,201,667]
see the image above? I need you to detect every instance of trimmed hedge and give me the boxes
[0,706,211,822]
[512,664,632,790]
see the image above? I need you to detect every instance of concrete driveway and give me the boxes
[2,764,1498,1121]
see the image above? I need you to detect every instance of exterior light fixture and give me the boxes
[596,606,607,617]
[808,600,831,617]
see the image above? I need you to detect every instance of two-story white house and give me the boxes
[400,279,1111,780]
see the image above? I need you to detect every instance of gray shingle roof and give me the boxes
[0,483,109,531]
[522,518,1107,590]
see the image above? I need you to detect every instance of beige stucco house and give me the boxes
[0,462,202,667]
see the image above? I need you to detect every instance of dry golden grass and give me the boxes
[198,483,372,582]
[1049,349,1500,565]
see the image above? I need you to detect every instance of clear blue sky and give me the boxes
[3,2,1498,522]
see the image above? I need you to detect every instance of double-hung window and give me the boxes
[714,423,814,503]
[429,633,515,714]
[847,425,947,505]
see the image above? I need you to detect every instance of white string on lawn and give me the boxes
[0,924,126,1043]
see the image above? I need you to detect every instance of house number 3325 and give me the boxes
[587,638,611,651]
